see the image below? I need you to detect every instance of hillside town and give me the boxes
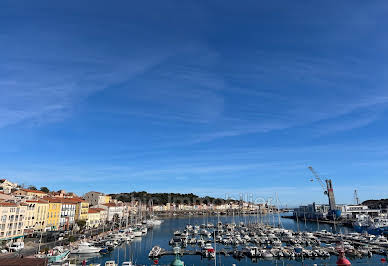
[0,178,271,247]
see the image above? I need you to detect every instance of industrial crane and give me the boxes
[308,166,327,195]
[308,166,341,218]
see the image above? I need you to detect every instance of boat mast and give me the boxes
[276,193,282,228]
[214,230,216,266]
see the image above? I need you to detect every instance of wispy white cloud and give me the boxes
[310,112,381,136]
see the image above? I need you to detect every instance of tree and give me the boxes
[28,186,37,190]
[76,220,87,229]
[40,187,50,193]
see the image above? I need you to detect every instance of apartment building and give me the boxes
[86,209,101,228]
[0,179,18,194]
[59,199,77,229]
[74,198,89,221]
[90,208,107,223]
[44,198,62,230]
[26,200,48,232]
[0,202,27,241]
[97,203,125,222]
[84,191,111,206]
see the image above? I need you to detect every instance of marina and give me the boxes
[62,214,387,265]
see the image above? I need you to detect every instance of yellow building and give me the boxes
[44,198,62,230]
[24,201,36,232]
[86,209,101,228]
[26,200,48,231]
[103,195,111,204]
[70,198,89,221]
[0,202,27,241]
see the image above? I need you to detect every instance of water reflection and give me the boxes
[73,214,382,266]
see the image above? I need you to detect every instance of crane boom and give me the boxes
[308,166,327,194]
[307,166,339,218]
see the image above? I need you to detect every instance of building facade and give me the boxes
[75,199,89,221]
[0,202,27,241]
[86,209,101,228]
[45,199,62,230]
[59,200,76,229]
[97,203,125,222]
[26,200,48,231]
[90,208,107,223]
[84,191,111,206]
[0,179,18,194]
[293,203,330,219]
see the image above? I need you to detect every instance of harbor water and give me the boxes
[72,214,386,265]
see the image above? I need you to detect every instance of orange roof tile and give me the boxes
[90,208,105,212]
[0,202,17,207]
[42,197,63,203]
[26,200,48,204]
[22,189,47,194]
[41,197,78,204]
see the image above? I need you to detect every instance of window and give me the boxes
[1,215,6,222]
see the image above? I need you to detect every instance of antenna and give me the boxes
[353,190,360,205]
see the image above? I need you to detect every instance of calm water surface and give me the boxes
[71,214,386,265]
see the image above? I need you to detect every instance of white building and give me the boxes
[59,200,76,229]
[90,207,108,223]
[339,204,380,219]
[0,179,18,194]
[97,203,125,222]
[0,202,27,241]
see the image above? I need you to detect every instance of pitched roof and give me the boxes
[26,200,48,204]
[90,208,105,212]
[41,197,77,204]
[88,209,100,213]
[0,202,17,207]
[42,197,63,203]
[22,189,46,194]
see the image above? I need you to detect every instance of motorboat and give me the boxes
[71,242,101,254]
[46,246,71,263]
[148,245,162,257]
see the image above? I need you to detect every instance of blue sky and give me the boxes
[1,1,388,206]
